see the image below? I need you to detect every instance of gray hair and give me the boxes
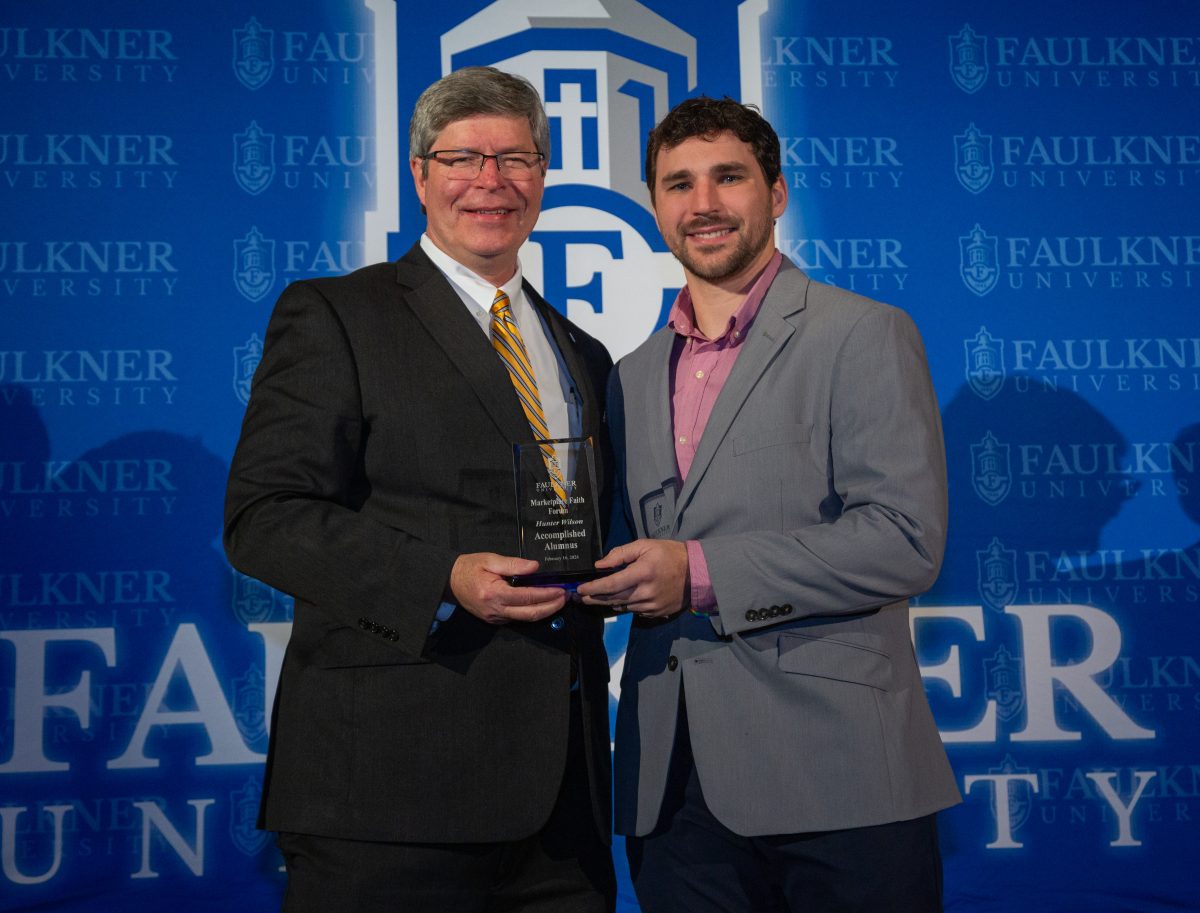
[409,66,551,169]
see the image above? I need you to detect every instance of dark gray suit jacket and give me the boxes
[224,242,613,843]
[610,258,960,837]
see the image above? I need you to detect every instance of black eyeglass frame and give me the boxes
[419,149,546,178]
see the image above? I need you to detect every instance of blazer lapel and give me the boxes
[644,330,680,494]
[394,249,531,445]
[529,285,596,439]
[673,264,809,529]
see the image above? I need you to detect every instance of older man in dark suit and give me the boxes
[225,66,615,913]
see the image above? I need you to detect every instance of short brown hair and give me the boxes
[644,96,781,200]
[409,67,550,173]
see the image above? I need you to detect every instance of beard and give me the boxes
[667,209,775,283]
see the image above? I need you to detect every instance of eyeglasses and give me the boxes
[420,149,545,180]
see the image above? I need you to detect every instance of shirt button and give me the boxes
[733,329,741,338]
[695,370,705,379]
[678,435,687,444]
[550,617,565,631]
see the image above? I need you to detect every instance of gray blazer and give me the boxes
[610,258,961,837]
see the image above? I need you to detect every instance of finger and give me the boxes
[485,554,541,577]
[500,583,568,607]
[501,597,566,622]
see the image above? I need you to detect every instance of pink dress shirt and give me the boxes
[668,251,784,613]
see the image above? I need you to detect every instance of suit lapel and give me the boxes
[644,330,680,494]
[394,248,531,445]
[528,285,595,439]
[673,264,809,529]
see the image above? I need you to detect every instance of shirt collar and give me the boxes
[667,250,783,344]
[420,234,524,314]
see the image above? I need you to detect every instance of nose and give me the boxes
[691,178,720,213]
[475,155,506,187]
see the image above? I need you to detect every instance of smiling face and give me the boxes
[410,114,545,286]
[651,130,787,291]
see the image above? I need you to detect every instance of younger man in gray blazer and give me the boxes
[578,97,960,912]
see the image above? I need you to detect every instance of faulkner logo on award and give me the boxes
[971,431,1012,506]
[233,122,274,194]
[960,224,999,296]
[984,645,1025,724]
[233,18,272,90]
[0,239,178,300]
[232,16,370,89]
[977,537,1019,612]
[776,235,908,294]
[233,227,274,301]
[954,123,993,193]
[1004,334,1200,396]
[232,334,262,406]
[965,326,1006,400]
[962,226,1200,293]
[782,134,903,191]
[0,349,177,409]
[0,133,178,190]
[978,129,1200,190]
[949,23,1200,91]
[233,226,363,303]
[762,32,899,89]
[0,26,178,83]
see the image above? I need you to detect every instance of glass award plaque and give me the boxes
[509,437,606,587]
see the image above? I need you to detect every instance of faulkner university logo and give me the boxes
[965,326,1005,400]
[954,123,993,193]
[949,24,988,93]
[971,431,1012,506]
[960,223,999,296]
[230,777,271,856]
[380,0,718,358]
[977,537,1019,612]
[233,17,274,90]
[234,227,276,302]
[233,333,264,406]
[984,645,1025,724]
[233,121,275,195]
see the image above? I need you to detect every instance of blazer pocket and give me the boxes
[776,630,893,691]
[309,628,431,668]
[733,422,811,456]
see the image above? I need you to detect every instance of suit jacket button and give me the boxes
[667,655,679,671]
[781,604,794,615]
[744,609,757,622]
[550,617,565,631]
[358,617,370,629]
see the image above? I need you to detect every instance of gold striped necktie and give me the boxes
[489,290,567,501]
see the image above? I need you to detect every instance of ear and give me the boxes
[409,157,428,207]
[770,173,788,220]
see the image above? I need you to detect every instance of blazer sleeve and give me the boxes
[223,280,457,657]
[702,305,948,637]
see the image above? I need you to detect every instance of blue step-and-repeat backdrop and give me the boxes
[3,1,1197,910]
